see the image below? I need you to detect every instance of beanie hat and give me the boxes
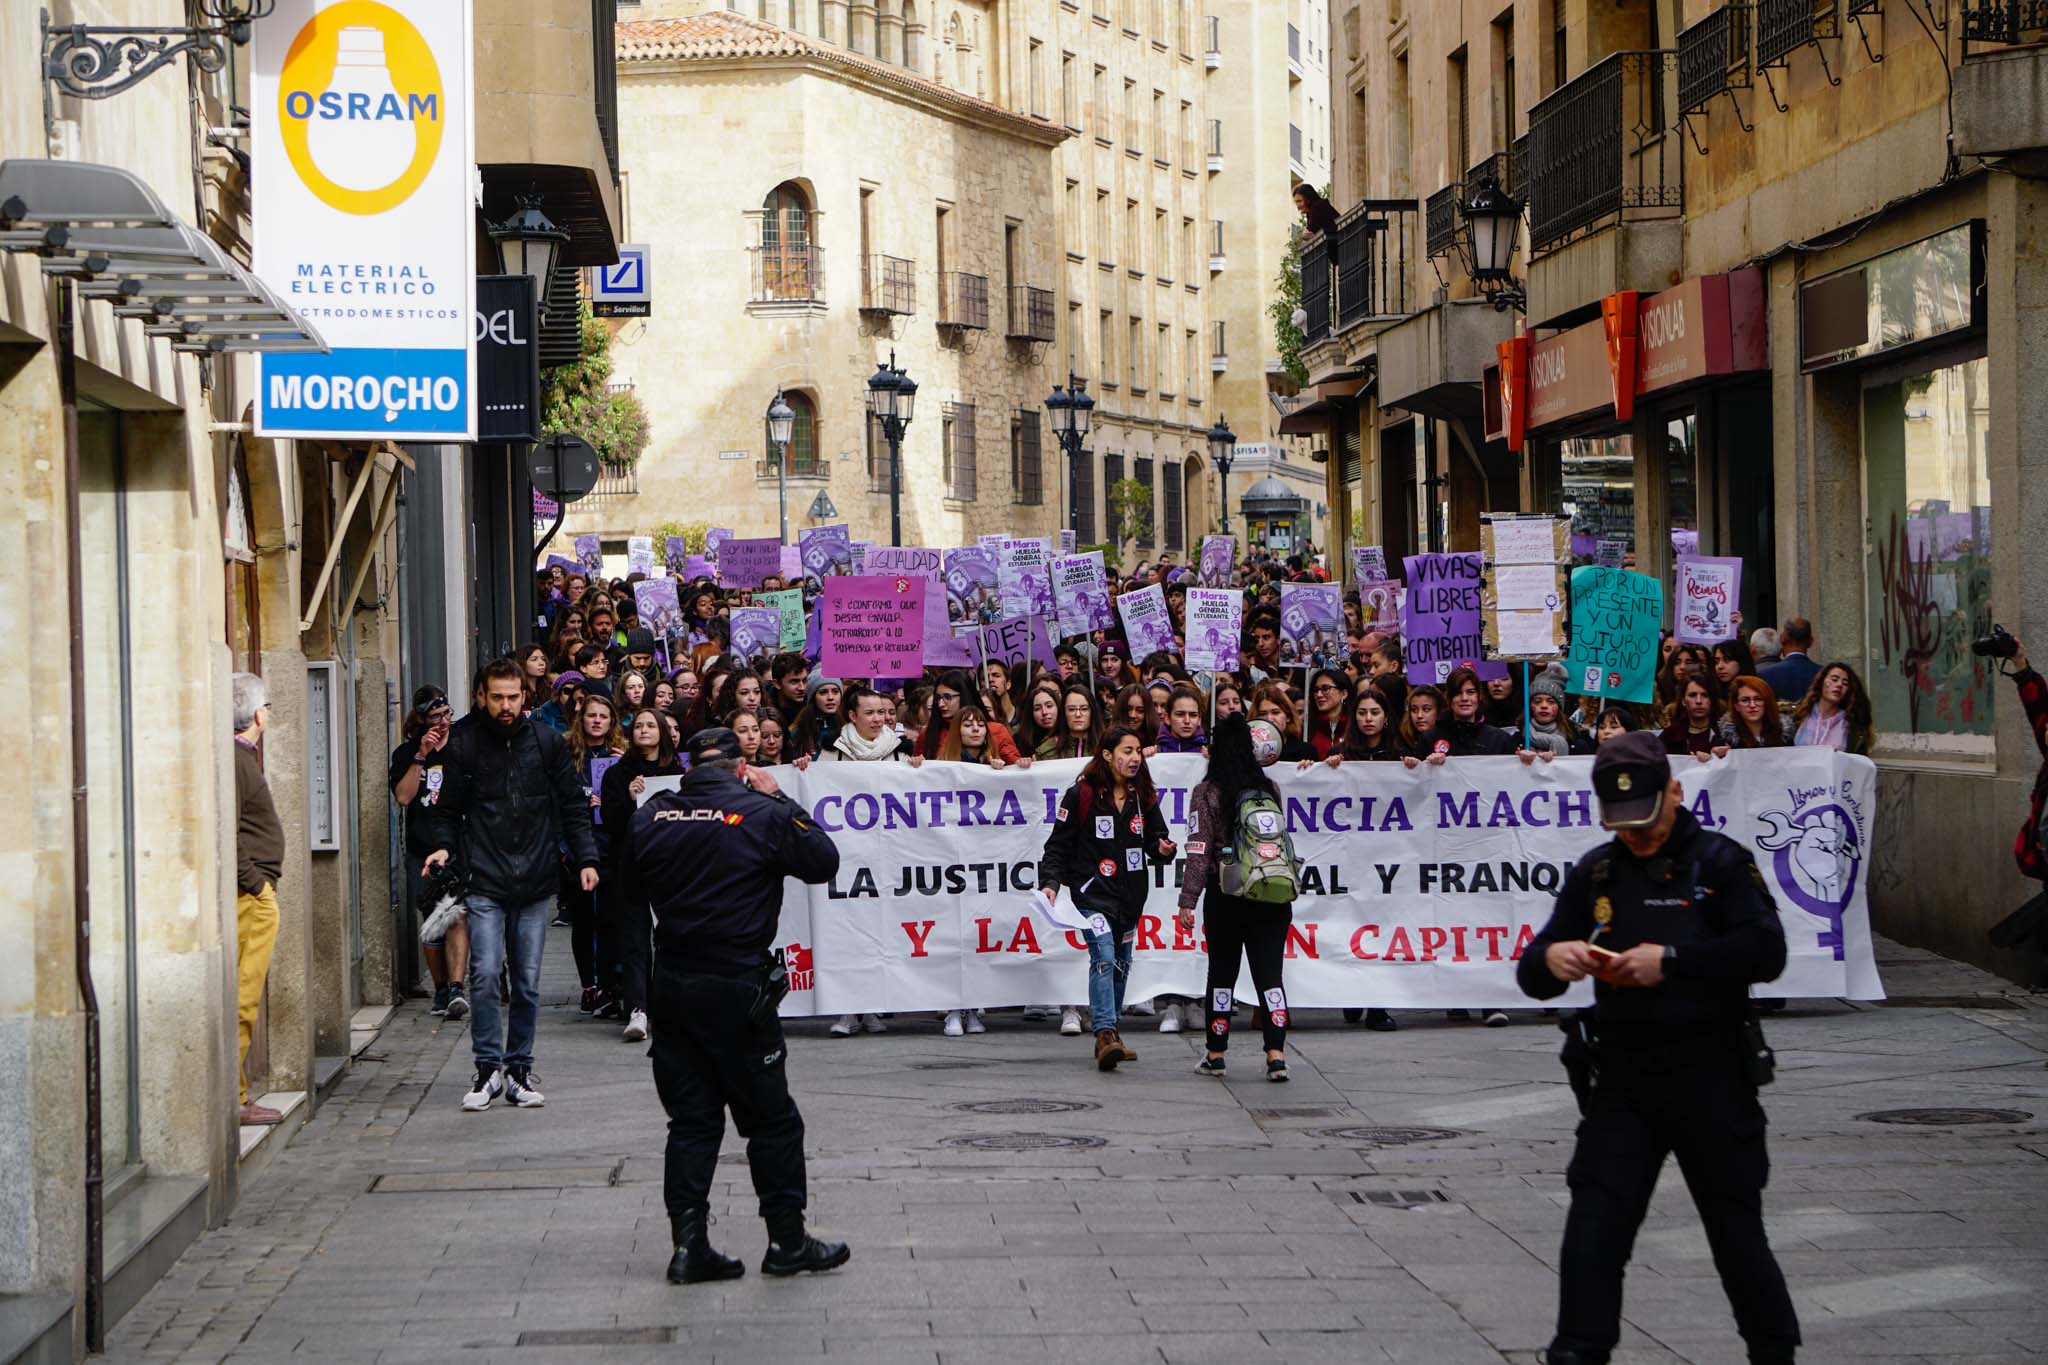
[1529,673,1566,703]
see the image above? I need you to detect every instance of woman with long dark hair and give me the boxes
[566,693,626,1016]
[1036,725,1176,1070]
[1399,684,1452,765]
[1041,684,1104,762]
[598,706,683,1042]
[1177,715,1296,1080]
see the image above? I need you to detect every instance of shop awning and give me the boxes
[0,159,326,355]
[1275,377,1371,434]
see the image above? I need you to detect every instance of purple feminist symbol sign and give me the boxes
[1754,791,1863,962]
[1278,583,1342,667]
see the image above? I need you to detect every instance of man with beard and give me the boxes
[423,657,599,1112]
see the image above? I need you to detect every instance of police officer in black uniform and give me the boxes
[617,726,850,1286]
[1518,731,1800,1365]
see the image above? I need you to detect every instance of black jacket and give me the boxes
[1517,809,1787,1039]
[598,751,685,867]
[619,764,840,976]
[419,712,598,904]
[1446,716,1519,756]
[1037,779,1172,930]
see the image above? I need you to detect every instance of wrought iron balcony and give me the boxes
[750,244,823,304]
[1679,3,1753,127]
[1756,0,1843,108]
[1962,0,2048,52]
[1332,199,1419,331]
[1525,49,1683,254]
[861,253,916,315]
[939,270,988,329]
[1006,284,1055,341]
[1425,182,1461,260]
[1300,231,1331,345]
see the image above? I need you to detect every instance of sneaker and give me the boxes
[461,1067,504,1111]
[1266,1057,1290,1083]
[504,1068,545,1107]
[430,983,450,1016]
[1159,1008,1183,1033]
[1196,1054,1226,1076]
[1059,1007,1083,1036]
[1483,1010,1510,1028]
[1125,998,1157,1017]
[1021,1005,1052,1021]
[859,1014,888,1034]
[943,1011,964,1037]
[443,986,469,1022]
[1182,1002,1204,1029]
[829,1015,856,1037]
[595,993,624,1021]
[1363,1007,1396,1032]
[622,1010,649,1042]
[964,1010,986,1035]
[579,986,599,1015]
[550,915,570,928]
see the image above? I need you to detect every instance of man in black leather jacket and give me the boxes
[422,657,598,1113]
[617,726,848,1287]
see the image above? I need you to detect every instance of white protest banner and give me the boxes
[998,537,1054,619]
[767,750,1883,1014]
[1184,588,1242,673]
[253,0,476,440]
[1051,552,1111,640]
[867,545,943,582]
[1116,583,1175,658]
[1059,529,1077,556]
[627,535,654,577]
[1350,545,1387,584]
[1675,555,1743,645]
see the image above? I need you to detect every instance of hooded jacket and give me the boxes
[420,711,598,904]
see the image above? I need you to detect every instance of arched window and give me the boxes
[768,390,820,476]
[758,182,817,301]
[903,0,921,68]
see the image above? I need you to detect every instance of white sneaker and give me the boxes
[1159,1008,1183,1033]
[622,1010,649,1042]
[461,1066,504,1112]
[943,1011,964,1037]
[1483,1010,1510,1028]
[1126,998,1158,1017]
[1059,1007,1083,1036]
[830,1015,856,1037]
[504,1068,545,1107]
[860,1013,888,1034]
[964,1009,986,1035]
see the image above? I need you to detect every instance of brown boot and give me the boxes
[1094,1028,1121,1071]
[1113,1029,1137,1062]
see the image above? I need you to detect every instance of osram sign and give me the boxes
[253,0,476,440]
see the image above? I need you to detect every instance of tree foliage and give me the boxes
[1269,224,1308,385]
[653,521,709,553]
[541,302,650,470]
[1106,478,1155,565]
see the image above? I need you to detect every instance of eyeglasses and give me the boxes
[1313,683,1340,694]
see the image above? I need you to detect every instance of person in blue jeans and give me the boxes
[422,656,600,1111]
[1036,725,1176,1071]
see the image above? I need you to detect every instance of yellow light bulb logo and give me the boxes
[278,2,445,216]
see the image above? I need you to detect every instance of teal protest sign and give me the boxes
[1564,566,1662,705]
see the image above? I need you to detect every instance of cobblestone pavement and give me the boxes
[108,931,2048,1364]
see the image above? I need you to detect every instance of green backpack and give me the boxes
[1220,790,1299,904]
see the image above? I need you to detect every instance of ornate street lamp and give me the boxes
[1460,174,1525,313]
[488,194,571,319]
[1207,416,1237,538]
[865,350,916,546]
[767,388,795,543]
[1045,371,1095,537]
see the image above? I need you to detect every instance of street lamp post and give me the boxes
[767,388,795,543]
[487,194,570,319]
[1044,371,1095,538]
[1207,416,1237,539]
[865,350,917,546]
[1459,174,1526,313]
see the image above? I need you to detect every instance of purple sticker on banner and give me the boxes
[821,575,928,678]
[718,537,782,589]
[1402,553,1504,684]
[1116,584,1176,659]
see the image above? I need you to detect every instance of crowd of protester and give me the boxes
[394,545,1874,1049]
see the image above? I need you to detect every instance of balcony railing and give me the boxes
[1756,0,1838,71]
[939,270,989,329]
[1006,284,1055,341]
[1300,231,1331,345]
[580,463,639,503]
[1332,199,1419,331]
[1525,50,1683,254]
[1424,182,1462,259]
[1209,218,1225,260]
[1961,0,2048,52]
[762,450,828,481]
[1205,14,1220,62]
[1287,23,1301,64]
[1678,4,1753,124]
[861,254,916,314]
[1289,123,1304,167]
[750,245,824,304]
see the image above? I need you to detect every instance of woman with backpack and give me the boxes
[1177,715,1299,1081]
[1036,725,1177,1071]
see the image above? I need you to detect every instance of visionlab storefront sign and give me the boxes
[252,0,476,440]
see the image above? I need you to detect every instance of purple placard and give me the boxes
[634,579,685,642]
[1052,552,1111,639]
[943,546,1000,624]
[1278,582,1343,667]
[1350,545,1388,584]
[704,527,733,560]
[683,553,710,581]
[1670,527,1700,560]
[729,608,783,664]
[978,614,1058,676]
[545,553,579,576]
[664,536,691,575]
[1673,555,1742,645]
[1359,579,1401,633]
[923,595,980,668]
[1401,552,1504,684]
[1058,529,1077,556]
[1115,584,1176,659]
[800,524,852,588]
[718,537,782,589]
[573,533,603,577]
[1570,533,1599,560]
[998,537,1055,619]
[821,575,928,678]
[587,756,618,823]
[1183,588,1242,673]
[1595,538,1628,569]
[1199,534,1235,587]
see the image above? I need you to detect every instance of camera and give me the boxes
[1972,625,2019,660]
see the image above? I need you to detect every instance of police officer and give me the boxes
[1518,731,1800,1365]
[617,725,850,1286]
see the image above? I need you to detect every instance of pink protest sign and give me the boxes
[821,575,928,679]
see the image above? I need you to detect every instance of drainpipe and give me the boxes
[55,278,106,1351]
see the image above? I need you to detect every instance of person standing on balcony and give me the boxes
[1293,184,1340,238]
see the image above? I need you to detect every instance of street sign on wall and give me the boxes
[251,0,477,440]
[590,243,651,317]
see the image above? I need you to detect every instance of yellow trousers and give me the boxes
[236,882,280,1104]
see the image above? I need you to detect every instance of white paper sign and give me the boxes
[1674,555,1743,645]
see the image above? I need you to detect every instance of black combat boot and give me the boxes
[760,1210,851,1277]
[666,1210,744,1285]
